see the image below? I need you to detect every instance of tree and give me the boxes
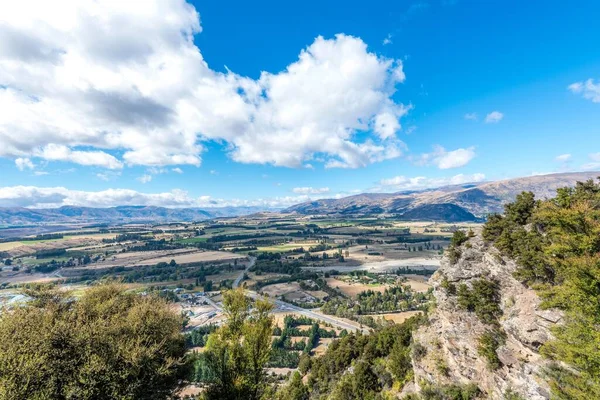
[200,288,274,400]
[276,371,309,400]
[0,283,187,399]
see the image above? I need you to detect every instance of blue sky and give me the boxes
[0,0,599,208]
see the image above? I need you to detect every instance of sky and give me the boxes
[0,0,599,209]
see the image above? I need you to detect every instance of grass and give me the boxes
[18,256,72,266]
[256,242,317,253]
[175,237,208,244]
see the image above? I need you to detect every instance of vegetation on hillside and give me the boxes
[482,178,600,399]
[0,284,187,399]
[191,288,275,400]
[276,315,425,400]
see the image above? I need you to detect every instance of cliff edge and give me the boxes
[410,234,562,399]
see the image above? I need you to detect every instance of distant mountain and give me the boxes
[284,171,600,221]
[0,205,275,226]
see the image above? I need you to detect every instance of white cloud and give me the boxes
[416,145,476,169]
[209,170,218,175]
[172,167,183,174]
[33,171,49,176]
[292,187,330,194]
[36,144,123,169]
[555,153,571,163]
[137,174,152,184]
[464,113,477,121]
[0,186,329,209]
[484,111,504,123]
[378,173,485,192]
[568,79,600,103]
[581,152,600,171]
[0,1,409,170]
[383,34,392,45]
[15,157,35,171]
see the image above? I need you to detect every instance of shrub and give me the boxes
[477,329,506,370]
[456,279,502,325]
[440,276,457,295]
[0,284,187,399]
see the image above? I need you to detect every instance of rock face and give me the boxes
[411,235,562,399]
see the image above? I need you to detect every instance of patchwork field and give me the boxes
[377,311,423,324]
[326,277,388,298]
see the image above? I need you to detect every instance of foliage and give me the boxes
[275,371,309,400]
[322,285,430,326]
[482,179,600,397]
[197,288,275,400]
[450,230,468,247]
[404,383,481,399]
[0,284,187,399]
[440,276,456,295]
[456,279,502,325]
[185,324,218,347]
[477,329,506,370]
[278,315,424,399]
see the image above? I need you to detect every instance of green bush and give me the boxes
[456,279,502,325]
[482,179,600,397]
[477,329,506,370]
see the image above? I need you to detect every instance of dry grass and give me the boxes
[312,338,334,355]
[326,277,387,298]
[260,282,302,297]
[403,279,431,292]
[377,311,422,324]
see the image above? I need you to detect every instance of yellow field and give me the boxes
[377,311,422,324]
[0,242,25,251]
[326,277,388,298]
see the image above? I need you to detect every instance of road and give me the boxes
[202,295,223,312]
[245,291,368,333]
[210,255,368,333]
[233,256,255,288]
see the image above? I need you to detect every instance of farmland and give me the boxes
[0,213,477,378]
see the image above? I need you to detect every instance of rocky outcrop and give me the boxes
[411,235,562,399]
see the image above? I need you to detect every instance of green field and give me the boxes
[175,237,208,244]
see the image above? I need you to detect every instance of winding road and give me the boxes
[226,256,367,332]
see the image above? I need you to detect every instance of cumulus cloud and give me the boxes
[15,157,35,171]
[0,186,329,209]
[484,111,504,123]
[416,145,476,169]
[172,167,183,174]
[383,34,392,45]
[464,113,477,121]
[581,152,600,171]
[0,0,409,170]
[378,173,485,191]
[36,144,123,169]
[292,187,330,194]
[568,79,600,103]
[378,173,485,192]
[554,153,572,163]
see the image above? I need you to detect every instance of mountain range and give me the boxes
[284,171,600,221]
[0,205,273,226]
[0,171,598,226]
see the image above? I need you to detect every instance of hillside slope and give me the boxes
[0,205,273,225]
[284,171,600,220]
[410,235,559,399]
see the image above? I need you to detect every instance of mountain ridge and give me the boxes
[284,171,600,220]
[0,205,275,226]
